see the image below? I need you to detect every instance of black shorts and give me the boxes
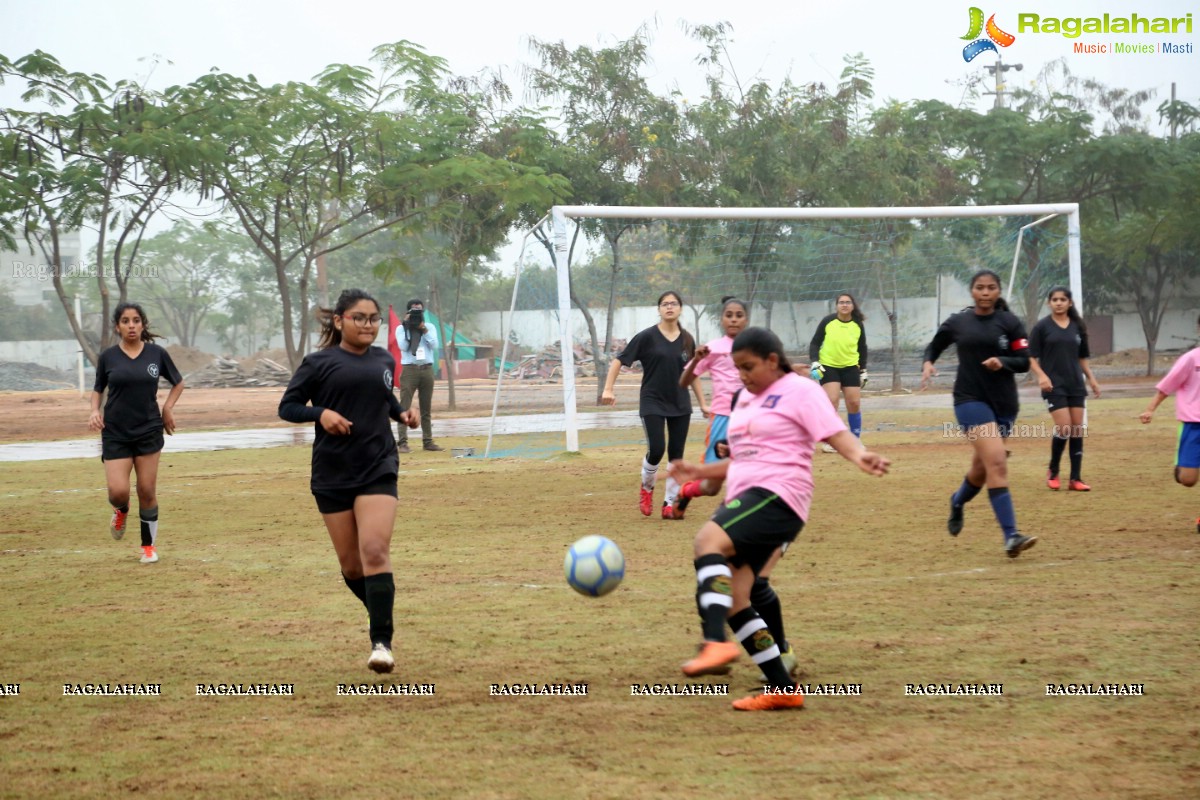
[101,431,164,461]
[820,365,861,388]
[312,477,398,514]
[1043,392,1085,413]
[711,487,805,575]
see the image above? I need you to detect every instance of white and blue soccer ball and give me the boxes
[564,535,625,597]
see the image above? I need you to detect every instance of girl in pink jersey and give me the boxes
[669,327,890,711]
[1140,315,1200,533]
[675,297,749,518]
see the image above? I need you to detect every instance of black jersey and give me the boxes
[1029,316,1090,395]
[618,325,692,417]
[278,345,406,492]
[93,343,183,440]
[808,314,868,368]
[923,308,1031,418]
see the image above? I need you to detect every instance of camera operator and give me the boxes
[396,299,443,453]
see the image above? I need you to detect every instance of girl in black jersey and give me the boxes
[809,292,868,452]
[279,289,419,674]
[601,290,705,520]
[920,270,1037,558]
[88,302,184,565]
[1028,287,1101,491]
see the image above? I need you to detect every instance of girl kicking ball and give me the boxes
[669,327,889,711]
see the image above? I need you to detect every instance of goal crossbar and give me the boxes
[544,204,1082,453]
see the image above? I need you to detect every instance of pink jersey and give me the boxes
[691,336,741,416]
[1157,347,1200,422]
[725,371,847,521]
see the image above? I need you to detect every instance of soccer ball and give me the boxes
[564,536,625,597]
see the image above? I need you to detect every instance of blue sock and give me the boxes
[951,476,983,508]
[987,487,1018,540]
[848,412,862,438]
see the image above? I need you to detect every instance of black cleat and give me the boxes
[1005,533,1038,558]
[948,499,964,537]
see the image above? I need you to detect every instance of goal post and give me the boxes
[495,203,1081,455]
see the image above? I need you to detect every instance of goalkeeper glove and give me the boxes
[860,369,869,388]
[810,361,824,381]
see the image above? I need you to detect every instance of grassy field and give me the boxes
[0,397,1196,799]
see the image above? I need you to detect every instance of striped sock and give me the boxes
[730,607,793,690]
[694,554,733,642]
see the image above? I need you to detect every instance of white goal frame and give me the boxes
[499,203,1081,455]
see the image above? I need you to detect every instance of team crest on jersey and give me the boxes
[147,363,159,378]
[997,334,1009,350]
[383,369,393,389]
[762,395,781,408]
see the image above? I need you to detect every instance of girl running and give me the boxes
[675,296,749,518]
[809,292,868,451]
[1139,315,1200,533]
[920,269,1036,558]
[88,302,184,565]
[279,289,419,673]
[601,290,704,519]
[1028,286,1101,491]
[669,327,890,711]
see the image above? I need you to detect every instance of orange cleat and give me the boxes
[1046,472,1060,491]
[662,503,676,520]
[682,641,740,677]
[139,545,158,564]
[732,690,805,711]
[110,508,128,540]
[1068,479,1091,492]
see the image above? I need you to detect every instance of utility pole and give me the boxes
[982,56,1023,109]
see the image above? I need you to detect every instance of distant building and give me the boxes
[1,230,83,306]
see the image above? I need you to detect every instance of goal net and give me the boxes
[483,204,1081,455]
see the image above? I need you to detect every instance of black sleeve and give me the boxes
[858,323,868,369]
[923,316,957,363]
[1028,319,1045,359]
[617,329,645,368]
[1078,324,1091,360]
[159,347,183,386]
[387,389,407,422]
[278,358,325,423]
[998,315,1031,374]
[93,349,109,393]
[809,315,834,362]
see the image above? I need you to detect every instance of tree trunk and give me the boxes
[447,260,466,412]
[430,273,449,407]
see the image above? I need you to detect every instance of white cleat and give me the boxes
[367,643,395,674]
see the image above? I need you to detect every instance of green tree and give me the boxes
[0,50,188,362]
[134,220,250,347]
[525,28,679,401]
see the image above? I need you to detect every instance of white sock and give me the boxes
[641,458,658,492]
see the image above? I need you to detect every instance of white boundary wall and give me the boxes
[473,305,1198,357]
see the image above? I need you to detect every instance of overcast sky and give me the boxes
[3,0,1195,116]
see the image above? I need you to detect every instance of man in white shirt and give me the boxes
[396,299,443,453]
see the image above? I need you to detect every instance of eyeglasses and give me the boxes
[346,314,382,326]
[659,301,680,308]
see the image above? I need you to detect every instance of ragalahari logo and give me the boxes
[962,7,1016,61]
